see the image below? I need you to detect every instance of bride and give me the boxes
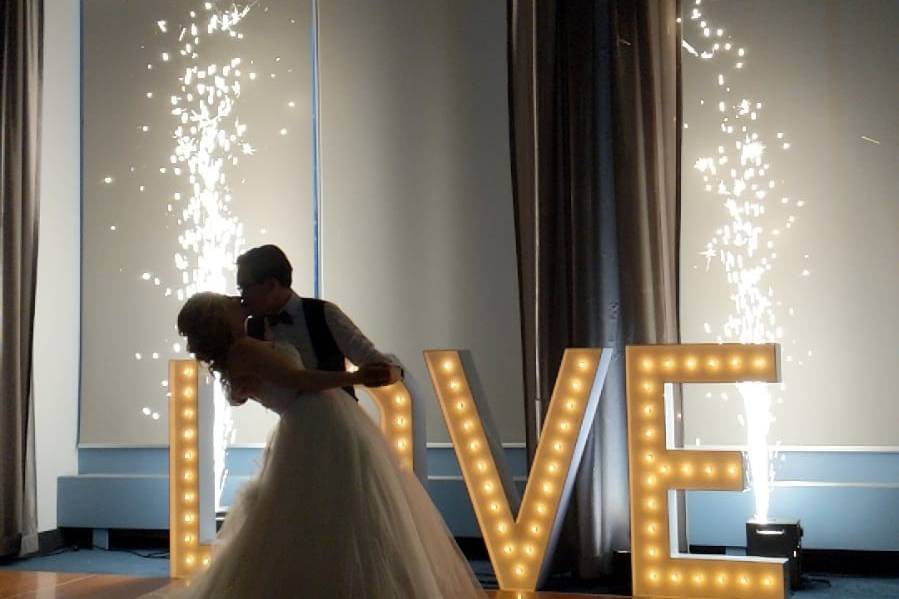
[166,292,486,598]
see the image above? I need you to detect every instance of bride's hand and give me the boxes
[355,363,394,387]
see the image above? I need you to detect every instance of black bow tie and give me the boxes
[266,311,294,327]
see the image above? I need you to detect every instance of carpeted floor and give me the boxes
[2,549,898,597]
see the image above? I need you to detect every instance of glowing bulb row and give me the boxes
[360,382,414,472]
[639,353,769,376]
[169,360,210,577]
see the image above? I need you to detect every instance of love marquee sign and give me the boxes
[169,343,788,598]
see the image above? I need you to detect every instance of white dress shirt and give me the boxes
[265,291,391,370]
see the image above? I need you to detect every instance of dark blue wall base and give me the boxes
[61,448,899,550]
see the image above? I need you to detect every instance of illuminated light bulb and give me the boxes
[185,555,195,566]
[542,482,553,495]
[707,358,721,369]
[727,464,739,476]
[739,575,750,586]
[753,357,767,369]
[685,357,698,370]
[559,420,571,432]
[468,440,480,452]
[442,360,454,372]
[183,471,194,482]
[489,502,500,512]
[476,460,487,472]
[659,464,671,475]
[681,463,694,476]
[645,452,655,463]
[396,439,408,450]
[648,547,659,558]
[503,544,514,554]
[647,523,658,535]
[642,381,654,393]
[644,428,655,439]
[716,574,727,585]
[449,380,461,391]
[183,429,195,440]
[462,420,474,432]
[570,379,583,392]
[641,358,654,371]
[646,498,658,511]
[565,399,577,411]
[184,513,195,523]
[530,524,540,535]
[202,556,210,566]
[514,565,525,577]
[183,492,195,502]
[455,400,466,412]
[649,571,660,582]
[643,404,654,416]
[729,356,743,369]
[536,503,547,514]
[183,534,194,544]
[524,545,535,556]
[763,576,774,586]
[183,388,194,398]
[183,450,194,461]
[646,475,657,487]
[552,441,564,453]
[693,573,705,584]
[183,367,194,376]
[395,416,406,427]
[394,395,405,406]
[704,465,715,476]
[497,522,509,534]
[671,572,682,583]
[183,408,195,419]
[483,482,494,494]
[662,358,674,371]
[547,462,559,474]
[577,359,589,370]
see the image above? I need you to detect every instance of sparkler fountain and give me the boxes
[160,2,256,510]
[681,0,807,524]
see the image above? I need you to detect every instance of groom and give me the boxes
[235,244,402,397]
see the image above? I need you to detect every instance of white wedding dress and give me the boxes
[157,342,486,599]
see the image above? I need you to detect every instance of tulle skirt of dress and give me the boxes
[153,389,486,599]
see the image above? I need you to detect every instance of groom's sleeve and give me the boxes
[323,302,394,368]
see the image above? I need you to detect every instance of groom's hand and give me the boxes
[356,362,394,387]
[386,364,403,385]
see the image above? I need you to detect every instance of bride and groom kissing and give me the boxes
[165,244,486,598]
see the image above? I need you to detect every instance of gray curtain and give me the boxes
[1,0,43,558]
[507,0,680,580]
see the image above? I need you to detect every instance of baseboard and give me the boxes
[455,536,489,560]
[37,529,67,555]
[689,545,899,577]
[54,528,169,552]
[803,549,899,577]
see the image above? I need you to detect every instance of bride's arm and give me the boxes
[228,338,386,393]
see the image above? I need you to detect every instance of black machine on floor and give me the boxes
[747,518,803,590]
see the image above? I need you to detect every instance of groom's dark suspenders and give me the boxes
[247,300,357,400]
[302,299,358,400]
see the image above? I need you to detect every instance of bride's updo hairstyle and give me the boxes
[177,292,235,381]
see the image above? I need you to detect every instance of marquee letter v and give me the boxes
[425,348,612,591]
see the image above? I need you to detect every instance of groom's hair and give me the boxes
[237,244,293,287]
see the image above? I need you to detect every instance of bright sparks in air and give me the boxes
[683,0,809,522]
